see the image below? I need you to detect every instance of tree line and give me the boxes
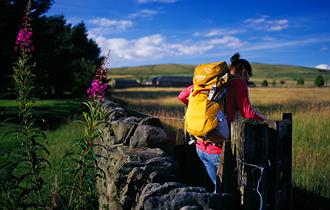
[0,0,101,98]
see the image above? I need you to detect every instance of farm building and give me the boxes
[143,77,159,86]
[144,76,193,87]
[109,79,140,88]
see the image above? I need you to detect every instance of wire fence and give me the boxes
[131,109,185,121]
[236,159,271,210]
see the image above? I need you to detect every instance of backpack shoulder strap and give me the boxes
[212,74,238,103]
[228,74,239,82]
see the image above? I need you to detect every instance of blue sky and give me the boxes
[47,0,330,68]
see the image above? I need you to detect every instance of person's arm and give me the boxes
[233,79,266,121]
[178,85,193,105]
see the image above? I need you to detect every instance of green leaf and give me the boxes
[17,172,33,184]
[33,143,50,155]
[36,157,51,168]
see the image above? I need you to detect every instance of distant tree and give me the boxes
[33,17,100,97]
[247,81,256,88]
[314,75,325,87]
[280,80,285,86]
[70,58,97,96]
[261,80,268,87]
[296,77,304,85]
[0,2,101,98]
[271,79,276,86]
[137,76,145,84]
[0,0,54,94]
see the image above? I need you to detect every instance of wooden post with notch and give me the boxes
[217,114,292,210]
[230,119,269,210]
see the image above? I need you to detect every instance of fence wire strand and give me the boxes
[236,158,271,210]
[131,109,185,121]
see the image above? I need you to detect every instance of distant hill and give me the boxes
[110,64,194,77]
[251,63,329,81]
[109,63,330,86]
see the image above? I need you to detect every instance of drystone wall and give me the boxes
[96,100,236,210]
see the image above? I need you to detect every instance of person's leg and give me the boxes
[205,152,221,193]
[196,147,221,192]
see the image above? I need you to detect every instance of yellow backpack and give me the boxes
[184,61,230,143]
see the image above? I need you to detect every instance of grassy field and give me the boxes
[111,86,330,198]
[1,86,329,201]
[0,99,84,201]
[109,63,330,87]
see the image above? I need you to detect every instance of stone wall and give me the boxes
[96,100,236,210]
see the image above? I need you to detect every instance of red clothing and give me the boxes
[179,78,265,154]
[178,84,193,105]
[226,78,265,125]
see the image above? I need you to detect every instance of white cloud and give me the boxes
[169,43,214,55]
[205,28,245,37]
[93,34,168,60]
[192,32,201,37]
[134,35,168,57]
[206,29,225,37]
[94,34,212,59]
[262,36,276,41]
[88,18,133,30]
[137,0,177,3]
[242,37,330,51]
[320,45,329,51]
[193,28,245,37]
[129,9,159,18]
[66,17,83,25]
[208,36,243,48]
[90,33,244,64]
[88,28,112,37]
[315,64,330,70]
[244,16,289,31]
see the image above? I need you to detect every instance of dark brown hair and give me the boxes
[230,53,252,76]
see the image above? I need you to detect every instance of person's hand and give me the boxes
[264,119,277,129]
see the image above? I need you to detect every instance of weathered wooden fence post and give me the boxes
[231,119,269,210]
[270,113,292,210]
[217,140,237,194]
[217,113,292,210]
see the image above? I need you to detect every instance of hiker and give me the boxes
[178,53,269,192]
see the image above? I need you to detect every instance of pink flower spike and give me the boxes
[15,6,33,53]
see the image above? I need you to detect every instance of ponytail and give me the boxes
[230,53,252,76]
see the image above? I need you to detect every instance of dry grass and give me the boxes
[250,88,330,106]
[108,74,136,79]
[112,87,184,92]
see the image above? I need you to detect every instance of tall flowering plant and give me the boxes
[86,80,107,103]
[15,8,34,53]
[87,51,109,103]
[66,51,110,209]
[0,1,50,209]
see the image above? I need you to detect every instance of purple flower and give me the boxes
[87,79,108,102]
[15,28,33,52]
[15,7,33,53]
[87,50,110,103]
